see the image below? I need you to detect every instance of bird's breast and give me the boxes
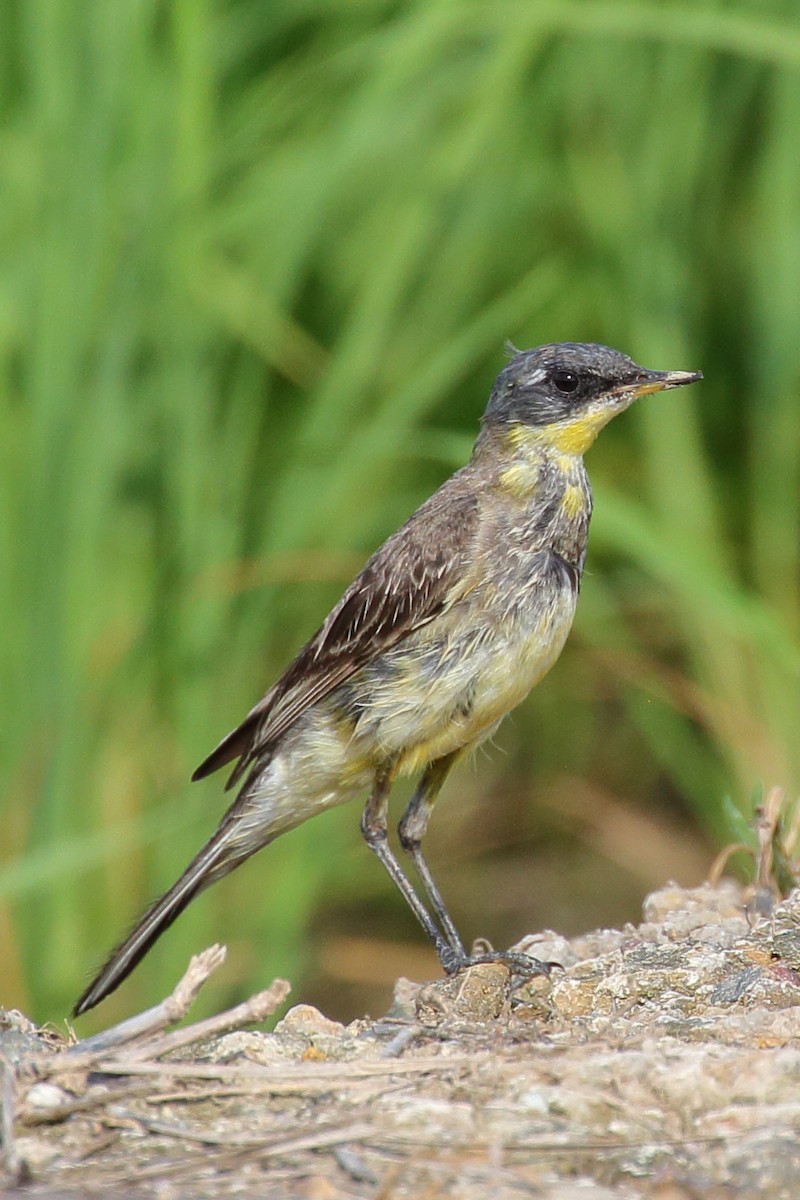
[340,549,580,773]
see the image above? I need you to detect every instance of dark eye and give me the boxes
[552,370,579,394]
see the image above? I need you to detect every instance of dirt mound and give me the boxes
[3,881,800,1198]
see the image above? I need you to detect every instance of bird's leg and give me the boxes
[399,754,552,982]
[360,769,454,965]
[397,753,466,961]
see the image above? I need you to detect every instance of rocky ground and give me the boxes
[3,880,800,1199]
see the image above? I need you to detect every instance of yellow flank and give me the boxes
[499,460,540,499]
[560,483,587,519]
[398,737,454,778]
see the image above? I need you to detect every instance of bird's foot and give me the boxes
[439,939,554,979]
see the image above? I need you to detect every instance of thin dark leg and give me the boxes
[397,753,466,958]
[399,753,552,981]
[361,769,458,968]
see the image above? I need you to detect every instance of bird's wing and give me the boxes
[192,480,481,790]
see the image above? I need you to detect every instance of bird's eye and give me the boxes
[552,370,579,394]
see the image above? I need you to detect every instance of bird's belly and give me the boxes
[351,582,578,773]
[240,569,578,839]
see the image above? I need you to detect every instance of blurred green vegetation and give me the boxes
[2,0,800,1027]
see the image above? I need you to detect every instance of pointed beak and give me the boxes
[620,367,703,399]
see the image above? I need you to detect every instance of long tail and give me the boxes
[73,825,242,1017]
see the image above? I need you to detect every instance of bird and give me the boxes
[74,342,702,1016]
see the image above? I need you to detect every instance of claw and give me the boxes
[439,945,468,975]
[439,946,552,978]
[465,950,552,977]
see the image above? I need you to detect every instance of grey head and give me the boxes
[483,342,702,430]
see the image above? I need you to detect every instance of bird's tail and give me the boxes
[73,823,245,1017]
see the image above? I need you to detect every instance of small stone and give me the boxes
[414,962,511,1025]
[770,903,800,967]
[203,1030,287,1063]
[550,976,596,1018]
[384,976,423,1022]
[642,880,745,926]
[518,1086,551,1114]
[274,1005,345,1038]
[25,1082,71,1112]
[709,966,764,1006]
[13,1136,60,1170]
[510,929,578,969]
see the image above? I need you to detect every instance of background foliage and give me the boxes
[2,0,799,1026]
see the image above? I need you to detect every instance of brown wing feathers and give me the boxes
[192,485,479,790]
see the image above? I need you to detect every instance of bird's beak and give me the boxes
[618,368,703,399]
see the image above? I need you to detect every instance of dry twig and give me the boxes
[67,945,229,1059]
[118,976,291,1062]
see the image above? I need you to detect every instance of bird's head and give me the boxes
[483,342,702,456]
